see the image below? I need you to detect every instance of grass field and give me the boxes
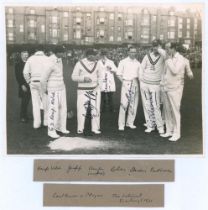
[6,59,203,155]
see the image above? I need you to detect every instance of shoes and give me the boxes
[61,130,70,134]
[92,130,101,134]
[158,128,164,134]
[126,125,137,129]
[169,135,180,142]
[33,124,41,129]
[77,130,83,134]
[145,128,155,133]
[48,131,60,139]
[160,132,173,138]
[118,126,124,131]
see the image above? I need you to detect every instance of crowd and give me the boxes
[13,40,195,141]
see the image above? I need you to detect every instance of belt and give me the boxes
[78,86,98,90]
[32,80,40,82]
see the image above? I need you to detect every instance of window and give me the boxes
[52,16,58,24]
[8,8,13,14]
[109,36,114,41]
[118,26,121,31]
[178,31,182,38]
[8,19,13,27]
[86,13,91,17]
[63,34,68,41]
[19,25,24,32]
[142,17,149,26]
[111,26,114,31]
[143,9,149,15]
[187,31,190,38]
[28,32,36,40]
[187,18,191,24]
[168,19,175,27]
[76,7,81,12]
[126,31,133,39]
[118,13,122,21]
[152,15,157,22]
[41,25,45,33]
[99,29,104,37]
[99,17,105,24]
[117,36,122,41]
[126,19,133,26]
[141,34,149,39]
[76,17,81,24]
[187,24,190,30]
[8,32,14,41]
[194,19,197,29]
[152,36,156,40]
[160,34,164,40]
[168,31,175,39]
[64,12,68,18]
[178,17,183,24]
[52,29,58,38]
[30,9,35,14]
[29,20,36,27]
[110,13,114,20]
[75,30,81,39]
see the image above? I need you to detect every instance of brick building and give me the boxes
[5,6,202,47]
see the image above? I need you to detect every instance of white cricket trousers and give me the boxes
[30,81,48,128]
[140,81,163,129]
[118,79,139,127]
[161,86,184,137]
[48,88,67,133]
[77,87,101,132]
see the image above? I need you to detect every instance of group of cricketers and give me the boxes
[15,39,193,141]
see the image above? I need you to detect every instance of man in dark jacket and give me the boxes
[14,50,31,122]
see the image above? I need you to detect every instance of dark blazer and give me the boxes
[14,59,30,97]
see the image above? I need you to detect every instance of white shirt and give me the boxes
[141,52,165,85]
[41,54,65,91]
[162,52,188,90]
[71,58,100,89]
[117,57,141,81]
[98,58,117,92]
[23,51,49,83]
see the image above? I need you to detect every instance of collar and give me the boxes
[35,51,44,56]
[127,56,136,62]
[173,52,180,59]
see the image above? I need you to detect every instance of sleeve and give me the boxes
[138,62,143,80]
[116,60,124,77]
[185,58,193,76]
[158,48,167,59]
[14,63,24,86]
[71,61,85,82]
[23,60,31,84]
[165,57,184,75]
[141,55,147,71]
[110,60,117,73]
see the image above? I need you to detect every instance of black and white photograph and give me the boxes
[6,3,203,155]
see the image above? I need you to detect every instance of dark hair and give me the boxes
[152,39,162,47]
[86,48,96,56]
[169,42,178,50]
[100,49,108,56]
[54,46,65,54]
[128,46,136,52]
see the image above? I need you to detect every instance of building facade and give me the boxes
[5,6,202,47]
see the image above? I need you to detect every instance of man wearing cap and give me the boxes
[23,46,48,129]
[72,49,101,134]
[98,50,117,112]
[14,50,31,123]
[160,42,193,141]
[117,46,142,131]
[140,40,166,134]
[41,46,69,138]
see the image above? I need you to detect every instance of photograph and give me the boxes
[5,3,203,155]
